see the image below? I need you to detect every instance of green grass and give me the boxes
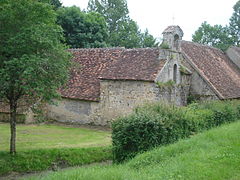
[0,146,112,176]
[27,121,240,180]
[0,123,112,175]
[0,123,111,151]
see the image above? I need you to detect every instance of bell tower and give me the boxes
[162,25,183,51]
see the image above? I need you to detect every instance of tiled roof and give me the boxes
[180,41,240,99]
[60,48,124,101]
[100,48,166,81]
[60,48,166,101]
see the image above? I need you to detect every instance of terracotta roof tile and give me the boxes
[60,48,166,101]
[60,48,124,101]
[100,48,166,81]
[180,41,240,99]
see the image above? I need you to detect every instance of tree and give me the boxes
[109,19,141,48]
[140,29,159,48]
[57,6,109,48]
[229,0,240,45]
[87,0,158,48]
[0,0,71,154]
[51,0,62,9]
[39,0,62,9]
[192,22,233,51]
[87,0,129,33]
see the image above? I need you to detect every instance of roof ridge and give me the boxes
[68,47,125,51]
[180,40,224,52]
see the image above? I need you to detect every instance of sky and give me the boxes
[61,0,238,41]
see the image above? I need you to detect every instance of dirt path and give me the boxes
[0,161,112,180]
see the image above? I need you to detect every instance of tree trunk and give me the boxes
[9,100,17,155]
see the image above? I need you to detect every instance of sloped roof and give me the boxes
[180,41,240,99]
[60,48,166,101]
[100,48,166,81]
[60,48,124,101]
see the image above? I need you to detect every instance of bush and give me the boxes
[112,100,240,163]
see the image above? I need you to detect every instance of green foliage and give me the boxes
[112,100,240,163]
[0,0,70,104]
[38,0,62,9]
[192,21,233,51]
[140,29,159,48]
[108,19,141,48]
[0,113,26,123]
[87,0,129,33]
[179,65,191,75]
[160,42,170,49]
[187,94,203,104]
[0,123,111,151]
[0,146,112,175]
[193,0,240,50]
[28,121,240,180]
[156,80,175,89]
[229,0,240,45]
[87,0,158,48]
[0,0,71,154]
[57,6,109,48]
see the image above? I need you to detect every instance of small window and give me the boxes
[174,34,179,41]
[174,34,179,48]
[173,64,177,83]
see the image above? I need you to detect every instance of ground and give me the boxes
[0,123,112,177]
[26,121,240,180]
[0,123,111,151]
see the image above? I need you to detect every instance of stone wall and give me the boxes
[0,113,26,123]
[162,26,183,50]
[156,51,182,84]
[93,80,189,124]
[91,80,159,125]
[47,79,189,126]
[47,98,98,125]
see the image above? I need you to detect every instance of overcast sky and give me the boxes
[61,0,238,41]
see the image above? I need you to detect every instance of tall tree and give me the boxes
[192,22,233,51]
[229,0,240,45]
[140,29,159,48]
[38,0,62,9]
[87,0,129,33]
[109,19,141,48]
[0,0,70,154]
[87,0,158,48]
[57,6,109,48]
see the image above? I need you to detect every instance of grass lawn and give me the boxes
[0,123,112,176]
[27,121,240,180]
[0,123,111,151]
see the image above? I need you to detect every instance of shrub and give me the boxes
[112,100,240,163]
[112,104,190,163]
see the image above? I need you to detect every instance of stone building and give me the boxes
[1,26,240,125]
[47,26,240,126]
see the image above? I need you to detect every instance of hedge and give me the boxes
[112,100,240,163]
